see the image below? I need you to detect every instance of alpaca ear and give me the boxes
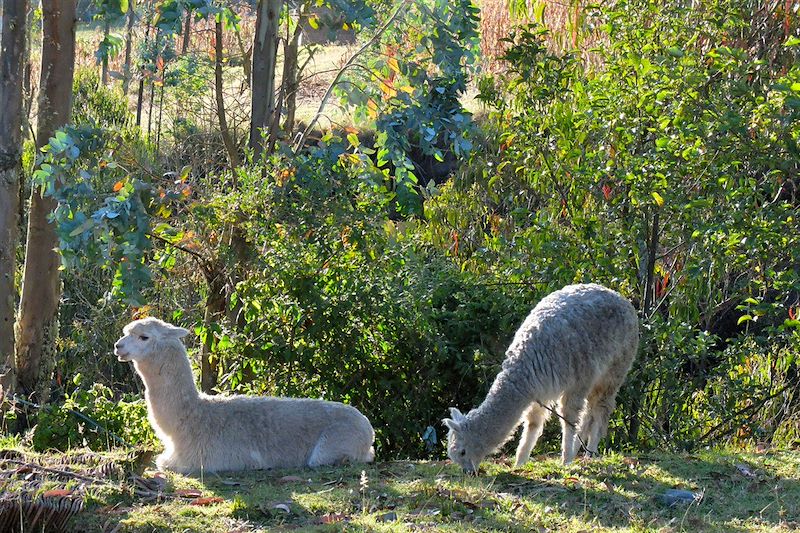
[166,325,190,338]
[442,418,461,432]
[449,407,467,423]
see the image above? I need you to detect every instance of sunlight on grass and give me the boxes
[2,444,797,531]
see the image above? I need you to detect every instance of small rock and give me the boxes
[378,511,398,522]
[660,489,701,507]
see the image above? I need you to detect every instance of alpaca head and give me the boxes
[115,317,190,363]
[443,407,481,474]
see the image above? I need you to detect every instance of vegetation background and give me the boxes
[0,0,799,529]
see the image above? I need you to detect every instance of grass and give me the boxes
[3,444,799,532]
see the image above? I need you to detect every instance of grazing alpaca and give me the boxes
[443,284,638,473]
[115,317,375,474]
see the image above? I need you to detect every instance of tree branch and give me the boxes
[293,0,410,153]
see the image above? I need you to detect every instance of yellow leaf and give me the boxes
[652,191,664,207]
[387,57,400,74]
[399,85,414,94]
[379,80,397,98]
[367,99,378,118]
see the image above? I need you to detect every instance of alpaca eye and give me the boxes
[460,450,466,457]
[139,335,149,341]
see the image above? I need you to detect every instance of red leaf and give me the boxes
[602,183,612,201]
[113,181,124,192]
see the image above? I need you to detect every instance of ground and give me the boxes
[2,445,799,532]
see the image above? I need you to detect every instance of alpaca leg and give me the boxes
[581,360,630,456]
[307,433,370,467]
[514,403,550,467]
[558,394,586,464]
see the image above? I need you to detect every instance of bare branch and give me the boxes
[293,0,411,153]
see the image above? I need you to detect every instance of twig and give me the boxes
[534,401,592,456]
[2,458,121,486]
[293,0,410,153]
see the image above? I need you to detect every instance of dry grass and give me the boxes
[479,0,605,72]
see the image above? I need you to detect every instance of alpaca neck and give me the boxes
[467,370,531,456]
[135,351,199,435]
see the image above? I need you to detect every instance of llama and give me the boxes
[115,317,375,474]
[443,283,639,473]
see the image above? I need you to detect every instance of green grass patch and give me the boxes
[3,447,784,531]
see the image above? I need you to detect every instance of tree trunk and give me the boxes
[181,11,192,55]
[122,7,135,95]
[215,19,240,168]
[15,0,77,403]
[136,25,152,126]
[101,18,110,85]
[0,0,29,394]
[200,268,226,394]
[282,10,303,134]
[249,0,283,158]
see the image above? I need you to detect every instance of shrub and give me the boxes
[32,383,156,451]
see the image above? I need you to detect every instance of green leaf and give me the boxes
[737,314,753,325]
[347,133,360,148]
[785,36,800,47]
[308,16,319,30]
[69,219,96,237]
[533,1,546,24]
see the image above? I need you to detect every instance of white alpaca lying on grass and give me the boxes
[444,284,639,473]
[115,317,375,474]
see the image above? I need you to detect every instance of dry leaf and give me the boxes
[319,513,348,524]
[189,496,224,506]
[42,489,73,498]
[175,489,203,498]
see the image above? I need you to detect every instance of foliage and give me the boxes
[458,0,800,448]
[336,0,481,214]
[32,382,156,451]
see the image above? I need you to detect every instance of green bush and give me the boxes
[32,382,156,451]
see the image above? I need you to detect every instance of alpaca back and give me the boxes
[500,283,638,402]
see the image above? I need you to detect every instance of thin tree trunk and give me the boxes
[136,25,152,126]
[235,30,251,89]
[200,269,226,394]
[147,78,155,139]
[0,0,29,394]
[122,7,135,94]
[101,18,110,85]
[643,210,660,315]
[181,11,192,55]
[156,80,165,153]
[215,19,240,168]
[249,0,283,158]
[282,10,303,133]
[15,0,77,403]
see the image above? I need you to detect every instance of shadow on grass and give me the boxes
[66,451,800,532]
